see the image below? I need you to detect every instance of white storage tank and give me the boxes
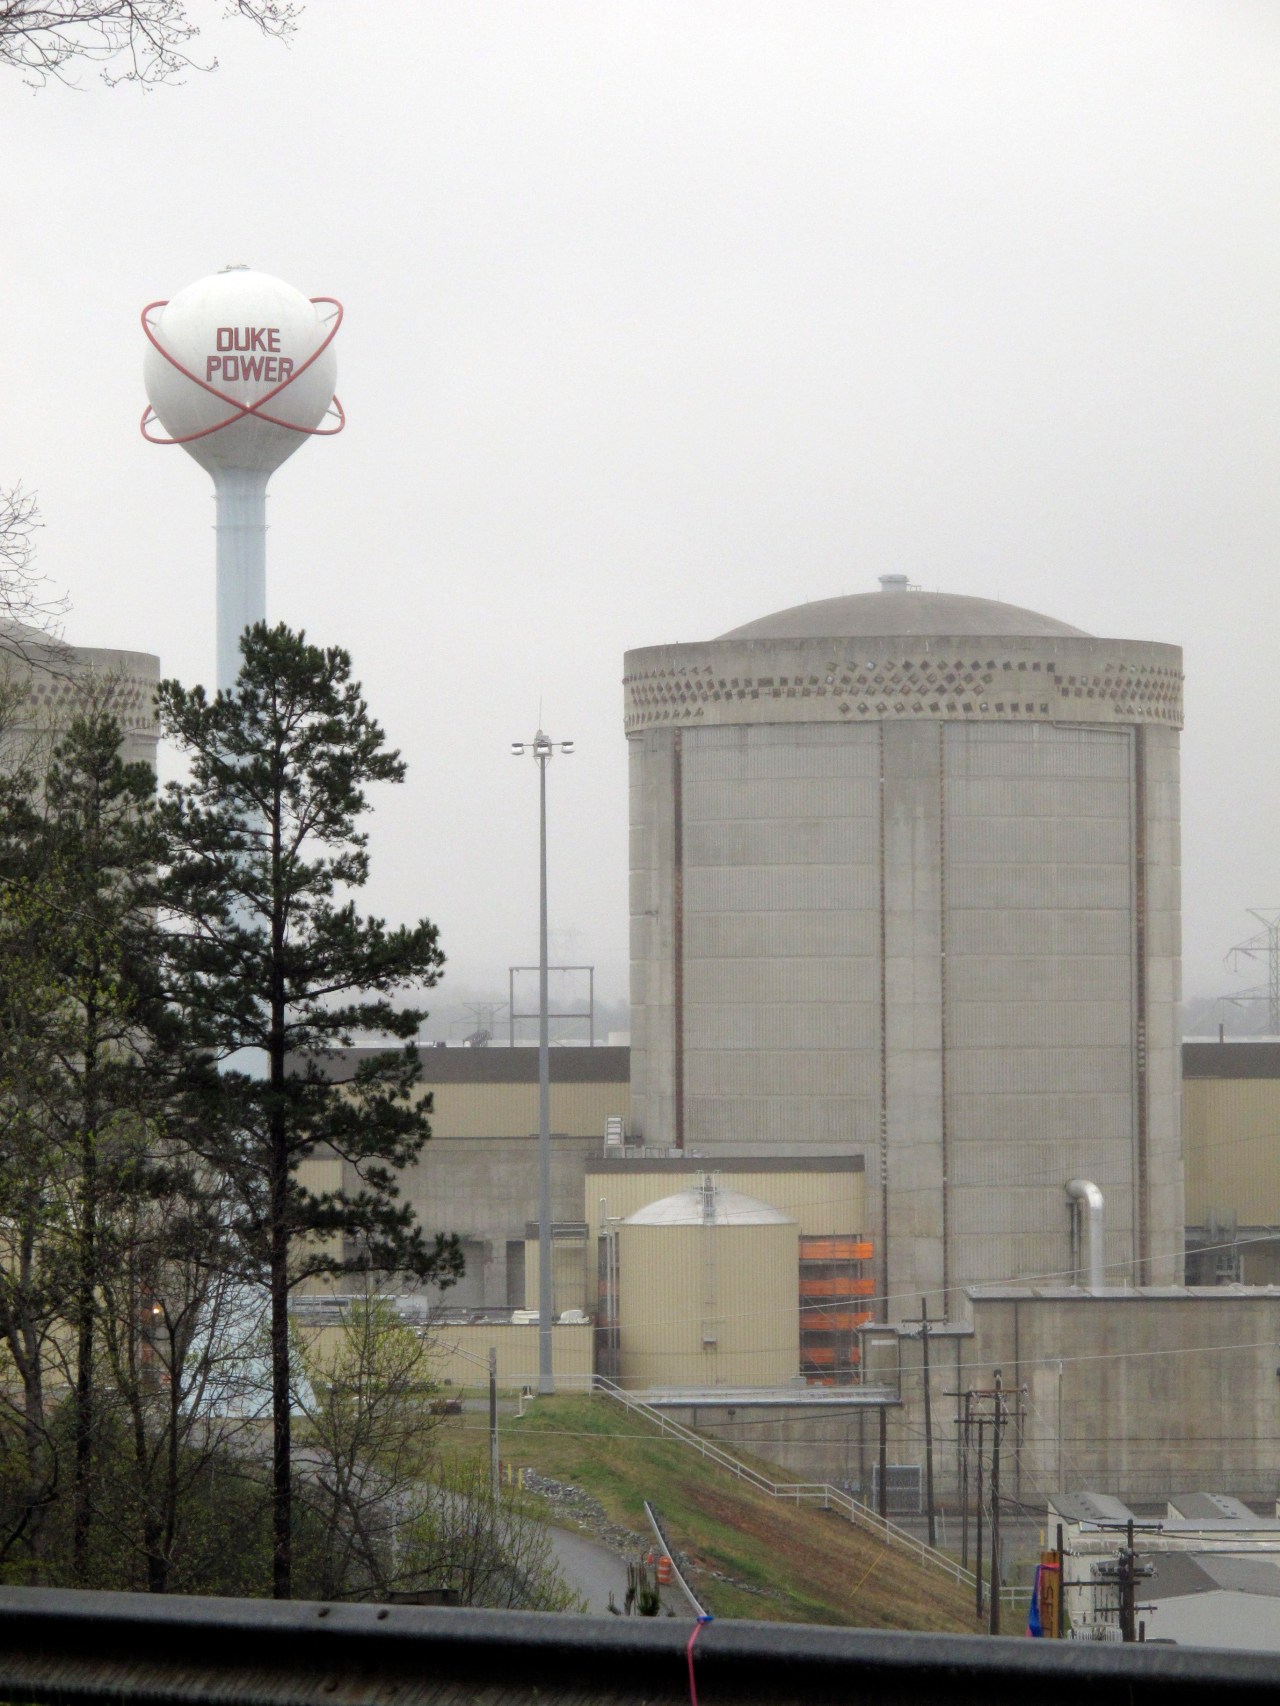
[624,580,1184,1316]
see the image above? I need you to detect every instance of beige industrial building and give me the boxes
[295,1032,1280,1495]
[295,584,1280,1502]
[300,1046,632,1311]
[1182,1041,1280,1286]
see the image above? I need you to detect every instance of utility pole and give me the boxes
[921,1300,936,1549]
[989,1369,1004,1636]
[958,1389,972,1570]
[946,1373,1026,1632]
[442,1338,506,1503]
[973,1417,984,1620]
[1093,1518,1154,1642]
[1119,1519,1137,1644]
[901,1299,937,1547]
[488,1346,499,1500]
[877,1407,888,1521]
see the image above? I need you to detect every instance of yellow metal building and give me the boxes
[293,1045,630,1309]
[295,1317,593,1394]
[1183,1042,1280,1284]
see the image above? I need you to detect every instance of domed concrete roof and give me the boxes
[719,583,1089,642]
[625,1187,794,1227]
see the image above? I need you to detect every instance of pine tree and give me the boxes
[156,624,460,1599]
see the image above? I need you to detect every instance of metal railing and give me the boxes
[0,1585,1272,1705]
[643,1499,708,1618]
[591,1377,976,1591]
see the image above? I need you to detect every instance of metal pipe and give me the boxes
[1066,1179,1105,1292]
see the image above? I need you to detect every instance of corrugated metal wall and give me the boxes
[299,1321,594,1390]
[296,1157,344,1276]
[616,1220,799,1388]
[1184,1079,1280,1223]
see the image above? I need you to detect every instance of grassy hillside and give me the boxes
[440,1394,979,1632]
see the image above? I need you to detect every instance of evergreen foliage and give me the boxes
[156,624,461,1597]
[0,633,546,1606]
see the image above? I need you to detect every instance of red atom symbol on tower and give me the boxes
[139,297,345,446]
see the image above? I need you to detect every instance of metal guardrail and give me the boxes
[643,1499,708,1618]
[0,1586,1276,1705]
[592,1377,976,1592]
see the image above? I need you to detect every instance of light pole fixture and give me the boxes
[511,729,573,1395]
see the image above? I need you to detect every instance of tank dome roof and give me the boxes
[719,585,1088,642]
[625,1187,794,1228]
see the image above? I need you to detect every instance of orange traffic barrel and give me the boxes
[656,1555,673,1585]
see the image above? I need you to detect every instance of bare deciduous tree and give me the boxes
[0,487,67,657]
[0,1,300,88]
[294,1302,580,1612]
[293,1300,442,1601]
[98,1186,266,1594]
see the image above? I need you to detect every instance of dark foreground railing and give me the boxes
[0,1587,1276,1706]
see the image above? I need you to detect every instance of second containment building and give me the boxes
[624,578,1184,1315]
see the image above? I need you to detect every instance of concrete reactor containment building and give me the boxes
[624,576,1185,1315]
[299,580,1280,1496]
[0,625,159,771]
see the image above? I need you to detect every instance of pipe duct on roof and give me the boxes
[1066,1179,1106,1292]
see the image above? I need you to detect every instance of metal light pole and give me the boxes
[511,730,573,1395]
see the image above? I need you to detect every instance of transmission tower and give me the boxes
[1225,910,1280,1036]
[450,1001,509,1048]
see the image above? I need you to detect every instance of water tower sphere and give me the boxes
[142,267,341,476]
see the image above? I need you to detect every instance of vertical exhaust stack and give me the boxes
[1066,1179,1106,1292]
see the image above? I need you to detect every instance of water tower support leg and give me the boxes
[214,468,269,693]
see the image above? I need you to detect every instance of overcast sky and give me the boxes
[2,2,1279,1014]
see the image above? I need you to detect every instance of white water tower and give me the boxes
[141,267,343,690]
